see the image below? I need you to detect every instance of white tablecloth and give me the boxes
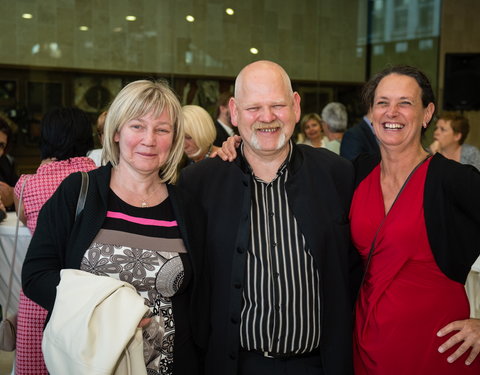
[0,212,32,316]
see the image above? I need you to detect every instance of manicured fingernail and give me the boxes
[438,347,444,353]
[447,357,453,363]
[466,361,471,366]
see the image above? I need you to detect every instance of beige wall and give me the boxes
[438,0,480,148]
[0,0,366,82]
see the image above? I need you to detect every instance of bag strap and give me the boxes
[356,154,432,301]
[2,172,88,318]
[75,172,89,220]
[4,177,28,318]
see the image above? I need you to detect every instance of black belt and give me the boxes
[244,349,320,360]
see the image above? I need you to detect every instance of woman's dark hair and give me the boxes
[361,65,436,132]
[362,65,436,108]
[40,107,94,160]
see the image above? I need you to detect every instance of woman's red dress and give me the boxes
[350,159,479,374]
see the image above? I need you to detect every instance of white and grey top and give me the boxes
[461,143,480,171]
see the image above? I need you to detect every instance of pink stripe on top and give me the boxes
[106,211,178,227]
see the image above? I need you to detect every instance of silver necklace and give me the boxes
[140,183,161,208]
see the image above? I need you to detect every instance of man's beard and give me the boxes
[249,121,287,151]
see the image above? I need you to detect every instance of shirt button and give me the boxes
[234,282,242,289]
[269,211,275,217]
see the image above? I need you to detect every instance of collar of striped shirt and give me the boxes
[239,140,294,181]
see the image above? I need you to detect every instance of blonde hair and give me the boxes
[300,113,323,134]
[182,105,216,159]
[103,80,184,183]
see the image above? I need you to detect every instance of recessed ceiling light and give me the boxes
[250,47,259,55]
[22,13,33,19]
[113,27,122,32]
[226,8,234,15]
[79,26,89,31]
[186,15,195,22]
[126,15,136,21]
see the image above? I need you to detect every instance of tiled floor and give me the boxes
[0,351,14,375]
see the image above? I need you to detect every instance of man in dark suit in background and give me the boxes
[213,91,235,147]
[180,60,360,375]
[339,109,380,160]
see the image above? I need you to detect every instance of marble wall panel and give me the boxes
[0,0,366,83]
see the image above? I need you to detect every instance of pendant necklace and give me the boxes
[140,183,161,208]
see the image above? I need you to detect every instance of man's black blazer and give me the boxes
[213,120,231,147]
[179,144,361,375]
[340,118,379,161]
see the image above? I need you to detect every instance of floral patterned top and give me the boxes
[80,190,190,375]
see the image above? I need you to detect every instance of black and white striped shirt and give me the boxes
[239,146,321,355]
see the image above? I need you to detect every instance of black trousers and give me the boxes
[238,350,323,375]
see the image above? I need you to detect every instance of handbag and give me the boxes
[0,177,28,351]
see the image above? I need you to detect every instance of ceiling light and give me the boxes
[186,15,195,22]
[22,13,33,19]
[79,26,89,31]
[250,47,259,55]
[113,27,122,32]
[226,8,234,15]
[126,15,136,21]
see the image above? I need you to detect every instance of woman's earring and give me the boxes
[422,122,427,128]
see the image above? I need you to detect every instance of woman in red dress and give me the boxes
[350,65,480,374]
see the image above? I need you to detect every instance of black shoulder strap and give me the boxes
[75,172,89,220]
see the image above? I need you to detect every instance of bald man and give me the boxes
[179,61,360,375]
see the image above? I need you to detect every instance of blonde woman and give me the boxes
[22,80,208,375]
[297,113,327,147]
[182,105,218,163]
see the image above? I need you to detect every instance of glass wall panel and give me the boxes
[367,0,442,91]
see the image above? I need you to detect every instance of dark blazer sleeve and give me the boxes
[340,120,379,161]
[340,126,365,161]
[424,154,480,283]
[168,184,210,351]
[213,121,229,147]
[21,172,83,311]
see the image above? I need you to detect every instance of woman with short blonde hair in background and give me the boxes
[297,113,327,147]
[182,104,217,163]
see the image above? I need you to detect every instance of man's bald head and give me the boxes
[234,60,294,100]
[228,60,301,161]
